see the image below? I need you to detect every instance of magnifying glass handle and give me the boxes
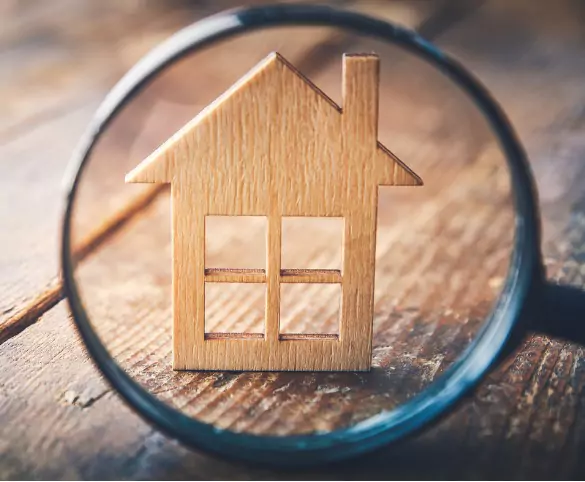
[534,282,585,344]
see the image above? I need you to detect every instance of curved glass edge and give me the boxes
[61,3,544,467]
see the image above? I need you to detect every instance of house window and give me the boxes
[204,216,266,338]
[203,215,343,341]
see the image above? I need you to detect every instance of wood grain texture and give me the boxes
[126,52,421,371]
[280,269,342,283]
[7,0,585,479]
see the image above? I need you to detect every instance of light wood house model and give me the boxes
[126,52,422,371]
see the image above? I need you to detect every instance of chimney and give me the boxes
[342,54,380,141]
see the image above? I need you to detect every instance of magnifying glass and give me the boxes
[61,3,585,467]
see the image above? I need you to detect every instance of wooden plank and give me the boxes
[280,269,342,283]
[204,268,266,283]
[266,214,282,344]
[279,333,339,341]
[0,104,99,321]
[205,332,264,340]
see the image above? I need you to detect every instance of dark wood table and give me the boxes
[2,0,585,478]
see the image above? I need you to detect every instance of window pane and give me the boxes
[281,217,343,270]
[205,283,265,334]
[279,283,340,336]
[205,216,266,269]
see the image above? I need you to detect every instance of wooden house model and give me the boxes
[126,52,422,371]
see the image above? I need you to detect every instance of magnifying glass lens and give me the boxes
[68,28,514,437]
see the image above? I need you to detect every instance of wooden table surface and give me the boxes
[2,0,585,479]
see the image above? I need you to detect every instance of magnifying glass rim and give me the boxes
[61,3,542,467]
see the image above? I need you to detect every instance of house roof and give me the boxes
[126,52,422,187]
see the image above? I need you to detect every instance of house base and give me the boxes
[172,337,372,372]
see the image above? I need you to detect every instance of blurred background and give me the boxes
[2,0,585,479]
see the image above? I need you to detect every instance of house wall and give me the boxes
[169,55,380,370]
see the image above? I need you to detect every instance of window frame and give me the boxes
[203,215,343,341]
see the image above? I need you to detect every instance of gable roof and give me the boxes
[126,52,422,187]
